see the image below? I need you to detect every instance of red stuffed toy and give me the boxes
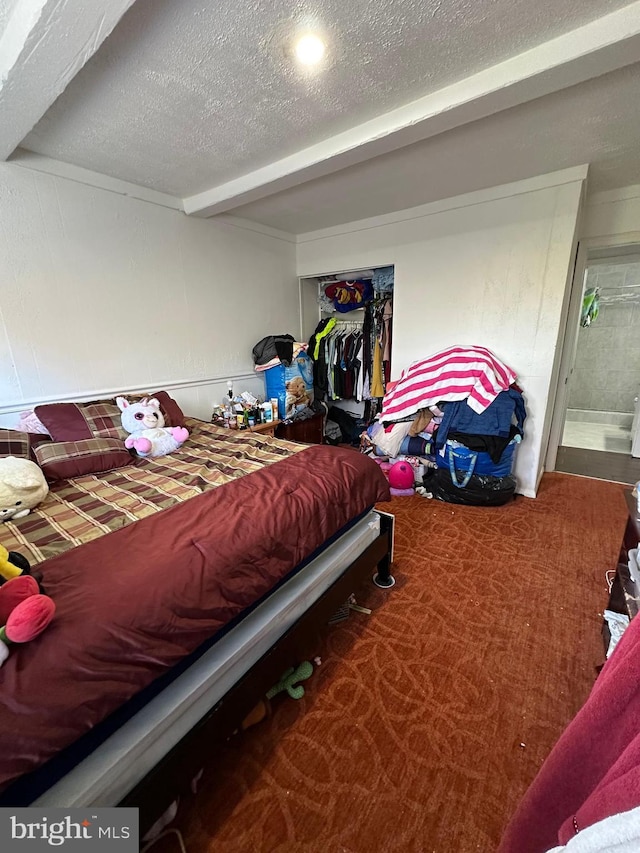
[0,575,55,667]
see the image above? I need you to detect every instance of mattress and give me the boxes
[0,428,390,798]
[32,510,381,807]
[1,418,305,565]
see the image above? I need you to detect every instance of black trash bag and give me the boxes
[252,335,295,366]
[422,467,516,506]
[327,407,360,444]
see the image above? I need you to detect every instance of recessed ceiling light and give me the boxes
[294,33,326,66]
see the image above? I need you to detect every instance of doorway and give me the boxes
[555,244,640,483]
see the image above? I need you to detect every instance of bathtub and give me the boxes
[565,408,633,428]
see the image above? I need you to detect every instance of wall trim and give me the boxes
[584,232,640,250]
[8,149,184,212]
[0,373,257,416]
[6,152,299,243]
[216,214,297,243]
[587,184,640,206]
[296,165,589,245]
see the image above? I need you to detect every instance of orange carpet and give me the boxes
[150,472,628,853]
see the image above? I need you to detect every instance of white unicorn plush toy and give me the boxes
[116,397,189,458]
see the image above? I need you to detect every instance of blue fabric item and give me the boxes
[372,266,394,293]
[399,435,429,455]
[436,439,518,482]
[436,388,526,450]
[373,433,430,457]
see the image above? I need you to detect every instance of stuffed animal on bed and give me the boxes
[0,545,45,592]
[0,575,55,667]
[116,397,189,458]
[0,456,49,522]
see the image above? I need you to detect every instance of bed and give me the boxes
[0,407,392,833]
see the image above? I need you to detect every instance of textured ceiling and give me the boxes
[231,63,640,233]
[21,0,631,197]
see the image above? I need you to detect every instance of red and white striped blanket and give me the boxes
[380,345,516,422]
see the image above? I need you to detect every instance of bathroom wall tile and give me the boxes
[596,270,626,290]
[624,263,640,286]
[572,262,640,416]
[598,388,620,411]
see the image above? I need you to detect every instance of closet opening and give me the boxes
[299,265,394,444]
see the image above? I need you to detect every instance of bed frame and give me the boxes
[120,512,394,835]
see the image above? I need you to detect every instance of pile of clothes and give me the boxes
[360,406,442,482]
[362,345,526,505]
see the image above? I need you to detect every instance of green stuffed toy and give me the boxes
[266,661,314,700]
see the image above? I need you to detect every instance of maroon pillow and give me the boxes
[33,438,133,481]
[151,391,185,428]
[35,392,185,442]
[35,401,125,442]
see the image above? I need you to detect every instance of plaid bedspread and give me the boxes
[2,419,305,565]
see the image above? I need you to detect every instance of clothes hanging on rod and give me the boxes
[327,321,364,401]
[308,297,393,405]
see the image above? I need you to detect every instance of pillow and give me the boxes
[18,410,50,434]
[35,391,185,442]
[33,438,133,481]
[0,429,31,459]
[0,429,51,460]
[153,391,186,428]
[35,401,126,442]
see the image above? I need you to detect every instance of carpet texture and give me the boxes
[152,473,627,853]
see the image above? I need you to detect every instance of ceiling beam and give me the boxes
[184,1,640,218]
[0,0,138,161]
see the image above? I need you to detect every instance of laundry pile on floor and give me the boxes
[361,344,526,504]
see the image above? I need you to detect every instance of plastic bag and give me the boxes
[423,468,516,506]
[263,352,314,420]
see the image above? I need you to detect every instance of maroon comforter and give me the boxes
[0,446,389,794]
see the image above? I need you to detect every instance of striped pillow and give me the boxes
[34,439,133,481]
[0,429,30,459]
[0,429,51,460]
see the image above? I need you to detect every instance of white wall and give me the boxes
[297,168,586,497]
[0,163,297,424]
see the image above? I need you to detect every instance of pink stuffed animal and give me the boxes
[0,575,55,667]
[116,397,189,458]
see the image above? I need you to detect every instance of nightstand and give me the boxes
[247,419,281,438]
[275,412,324,444]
